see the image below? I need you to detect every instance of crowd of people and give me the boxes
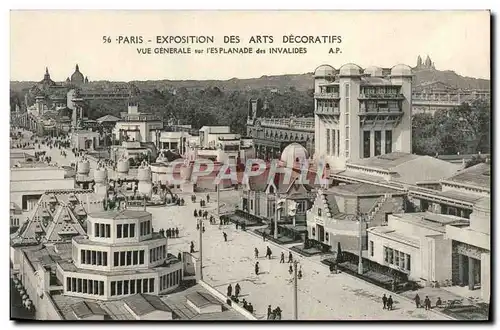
[159,227,180,239]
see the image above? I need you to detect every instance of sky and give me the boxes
[10,10,490,81]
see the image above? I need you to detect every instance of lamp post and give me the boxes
[358,213,366,275]
[275,195,284,240]
[198,217,203,281]
[292,260,301,320]
[216,180,220,217]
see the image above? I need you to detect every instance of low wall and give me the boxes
[198,281,257,320]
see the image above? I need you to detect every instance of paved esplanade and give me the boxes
[138,192,448,321]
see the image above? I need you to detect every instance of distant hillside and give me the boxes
[11,68,489,94]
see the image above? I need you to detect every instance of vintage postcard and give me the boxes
[9,10,491,321]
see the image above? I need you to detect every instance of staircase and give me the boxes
[367,194,392,223]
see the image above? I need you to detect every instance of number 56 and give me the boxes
[103,36,111,43]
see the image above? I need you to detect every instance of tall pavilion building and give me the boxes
[313,63,413,169]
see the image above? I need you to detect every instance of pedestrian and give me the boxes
[194,210,198,217]
[275,306,282,320]
[266,246,272,259]
[288,252,293,263]
[382,294,387,309]
[280,252,285,263]
[424,296,431,310]
[177,252,182,261]
[247,303,254,313]
[242,299,248,309]
[387,295,394,310]
[196,223,200,230]
[289,265,293,275]
[202,226,205,233]
[298,267,303,279]
[236,222,239,230]
[175,227,179,238]
[262,231,266,241]
[267,305,272,319]
[329,263,335,274]
[223,232,228,242]
[190,241,195,253]
[235,283,241,297]
[207,194,210,203]
[255,262,259,275]
[254,248,259,259]
[436,297,442,308]
[167,228,171,238]
[227,284,232,297]
[414,293,421,308]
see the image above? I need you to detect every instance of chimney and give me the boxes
[128,102,138,114]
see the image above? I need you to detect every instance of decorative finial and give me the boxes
[75,64,80,71]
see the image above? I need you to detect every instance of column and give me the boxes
[370,130,375,157]
[468,257,475,290]
[458,254,465,285]
[381,130,386,155]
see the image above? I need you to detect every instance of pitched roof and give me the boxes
[97,114,121,123]
[443,163,490,190]
[44,205,86,242]
[71,301,108,319]
[186,291,221,308]
[123,294,172,316]
[89,209,151,220]
[326,182,400,197]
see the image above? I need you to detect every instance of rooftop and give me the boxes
[326,182,401,197]
[123,293,172,316]
[390,212,470,233]
[186,291,221,308]
[442,163,490,190]
[71,301,108,319]
[89,209,151,220]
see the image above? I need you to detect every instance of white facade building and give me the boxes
[314,63,413,170]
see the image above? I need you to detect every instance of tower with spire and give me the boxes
[415,55,435,70]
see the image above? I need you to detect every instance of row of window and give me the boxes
[325,129,340,157]
[159,270,182,291]
[140,220,152,236]
[113,250,145,267]
[362,87,401,95]
[11,218,20,227]
[110,278,155,296]
[150,245,167,263]
[362,130,393,158]
[81,250,108,266]
[94,223,111,238]
[344,84,350,158]
[66,277,105,296]
[117,223,136,238]
[383,246,411,271]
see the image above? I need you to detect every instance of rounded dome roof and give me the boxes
[339,63,362,77]
[280,143,309,167]
[314,64,335,78]
[390,64,412,77]
[364,66,384,77]
[71,64,84,84]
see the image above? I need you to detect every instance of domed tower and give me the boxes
[281,143,309,169]
[70,64,85,85]
[313,64,335,93]
[137,161,153,199]
[93,162,109,200]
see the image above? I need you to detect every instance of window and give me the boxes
[133,251,138,265]
[325,232,329,242]
[88,280,93,294]
[383,246,411,272]
[375,131,382,156]
[407,255,411,271]
[124,280,129,295]
[95,223,99,237]
[77,279,82,293]
[143,279,149,293]
[123,224,129,238]
[111,281,116,296]
[103,252,108,266]
[91,251,97,265]
[99,281,104,296]
[114,252,119,266]
[130,223,135,237]
[130,280,136,294]
[81,250,86,264]
[149,278,155,293]
[370,241,374,257]
[326,129,331,155]
[117,281,123,295]
[82,279,87,293]
[117,224,122,238]
[67,277,71,291]
[100,224,105,237]
[120,252,126,266]
[126,251,132,265]
[363,131,371,158]
[106,224,111,237]
[385,130,393,154]
[136,279,142,293]
[318,208,322,217]
[139,250,145,264]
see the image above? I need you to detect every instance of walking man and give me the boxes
[235,283,241,298]
[223,232,228,242]
[424,296,431,310]
[266,246,272,259]
[254,248,259,259]
[267,305,272,319]
[387,295,394,310]
[207,194,210,203]
[288,252,293,263]
[255,262,260,275]
[280,252,285,263]
[227,284,232,297]
[414,293,421,308]
[382,294,387,309]
[190,241,195,253]
[175,227,179,238]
